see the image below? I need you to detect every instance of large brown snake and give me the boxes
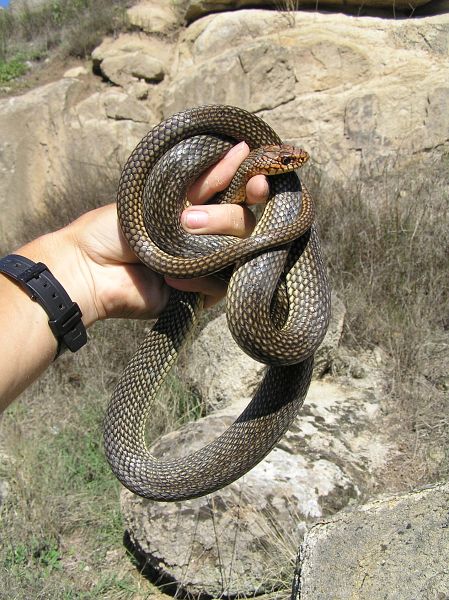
[104,105,331,501]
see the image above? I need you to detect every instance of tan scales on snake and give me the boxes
[104,105,331,501]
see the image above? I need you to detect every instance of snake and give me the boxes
[104,105,331,502]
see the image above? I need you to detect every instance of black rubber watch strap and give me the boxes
[0,254,87,357]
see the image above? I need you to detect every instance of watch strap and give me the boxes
[0,254,87,357]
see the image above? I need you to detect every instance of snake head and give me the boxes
[248,145,309,176]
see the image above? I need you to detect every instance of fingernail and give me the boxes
[225,141,246,157]
[182,210,209,229]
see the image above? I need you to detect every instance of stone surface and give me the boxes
[0,79,81,228]
[122,310,394,598]
[101,53,165,87]
[92,33,170,87]
[0,78,153,230]
[127,1,179,34]
[63,66,88,78]
[163,11,449,187]
[297,481,449,600]
[101,90,155,123]
[181,292,345,411]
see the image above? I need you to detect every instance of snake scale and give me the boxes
[104,105,331,502]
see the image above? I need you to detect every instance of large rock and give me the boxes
[92,33,171,87]
[180,292,345,411]
[296,481,449,599]
[0,77,154,231]
[127,1,180,34]
[163,11,449,187]
[0,79,81,228]
[121,311,394,598]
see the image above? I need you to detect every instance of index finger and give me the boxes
[187,141,249,205]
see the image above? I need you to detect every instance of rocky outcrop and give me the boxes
[91,34,171,87]
[2,10,448,226]
[295,481,449,600]
[121,302,396,598]
[163,11,449,187]
[0,73,154,231]
[127,0,180,34]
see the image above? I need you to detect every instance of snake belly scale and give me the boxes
[104,105,331,501]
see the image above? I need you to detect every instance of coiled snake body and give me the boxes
[104,105,330,501]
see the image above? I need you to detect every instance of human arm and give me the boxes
[0,142,267,411]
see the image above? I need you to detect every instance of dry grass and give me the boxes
[307,153,449,487]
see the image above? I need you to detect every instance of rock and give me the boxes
[92,33,170,87]
[181,292,345,411]
[0,78,154,230]
[163,11,449,187]
[180,313,264,411]
[102,90,155,123]
[101,53,165,87]
[127,1,179,34]
[0,79,82,228]
[121,308,394,598]
[174,0,433,23]
[314,292,345,377]
[0,479,9,509]
[63,66,88,78]
[296,481,449,600]
[128,81,151,101]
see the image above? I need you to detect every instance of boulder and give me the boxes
[0,78,154,231]
[127,1,180,34]
[296,481,449,599]
[121,308,395,598]
[63,66,89,78]
[91,33,170,87]
[180,292,345,411]
[163,11,449,187]
[0,79,82,229]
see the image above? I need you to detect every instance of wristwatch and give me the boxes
[0,254,87,357]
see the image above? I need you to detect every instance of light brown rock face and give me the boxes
[91,33,171,87]
[127,0,179,34]
[296,482,449,600]
[0,79,78,227]
[163,11,449,185]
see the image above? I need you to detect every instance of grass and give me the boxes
[0,318,202,598]
[0,0,130,86]
[0,56,29,83]
[308,153,449,487]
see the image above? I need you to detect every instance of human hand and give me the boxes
[20,142,268,327]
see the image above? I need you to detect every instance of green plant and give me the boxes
[0,57,28,83]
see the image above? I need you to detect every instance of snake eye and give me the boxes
[281,156,293,166]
